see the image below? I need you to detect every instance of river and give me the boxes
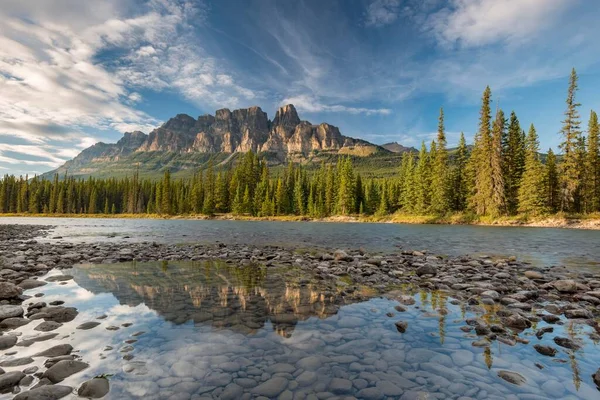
[2,217,599,269]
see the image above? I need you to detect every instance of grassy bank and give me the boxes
[1,211,600,230]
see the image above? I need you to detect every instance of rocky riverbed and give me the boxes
[0,224,600,399]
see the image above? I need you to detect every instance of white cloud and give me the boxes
[365,0,401,27]
[281,95,392,116]
[0,0,259,176]
[428,0,572,47]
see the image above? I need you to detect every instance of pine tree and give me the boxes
[89,188,98,214]
[452,133,469,211]
[559,68,583,212]
[400,152,416,213]
[377,181,389,216]
[518,124,547,215]
[469,86,494,215]
[546,148,559,212]
[490,108,507,216]
[586,110,600,211]
[430,108,451,214]
[161,170,171,215]
[414,142,430,214]
[336,157,355,215]
[503,111,525,214]
[293,176,305,215]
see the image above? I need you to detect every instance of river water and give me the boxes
[2,217,600,269]
[3,261,599,399]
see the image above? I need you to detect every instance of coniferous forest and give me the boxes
[1,69,599,219]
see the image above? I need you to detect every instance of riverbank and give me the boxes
[2,211,600,230]
[1,224,600,396]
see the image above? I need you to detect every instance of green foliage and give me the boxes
[518,124,547,215]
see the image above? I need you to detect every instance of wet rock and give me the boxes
[329,378,353,394]
[45,275,73,282]
[48,301,64,306]
[415,264,436,277]
[564,309,592,319]
[18,280,47,290]
[357,387,384,400]
[78,377,109,398]
[542,314,561,324]
[553,280,578,293]
[504,314,531,330]
[524,270,543,279]
[333,250,353,262]
[554,336,581,350]
[106,326,120,331]
[0,335,18,350]
[593,368,600,390]
[296,371,317,387]
[394,321,408,333]
[251,377,288,397]
[13,385,72,399]
[19,375,34,387]
[0,356,34,367]
[0,305,24,321]
[76,321,100,330]
[0,371,25,393]
[43,360,88,383]
[17,333,58,347]
[34,344,73,357]
[40,307,78,323]
[0,317,30,329]
[498,370,526,386]
[34,321,62,332]
[0,282,23,300]
[23,366,38,375]
[535,326,554,339]
[44,356,76,369]
[220,383,243,400]
[534,344,557,357]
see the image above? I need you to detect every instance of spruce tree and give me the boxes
[586,110,600,211]
[336,157,355,215]
[469,86,494,215]
[503,111,525,214]
[559,68,583,212]
[161,170,171,215]
[490,108,507,216]
[414,142,430,214]
[518,124,547,215]
[430,108,450,214]
[452,133,469,211]
[546,148,559,212]
[400,152,416,213]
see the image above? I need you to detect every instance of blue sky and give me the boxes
[1,0,600,176]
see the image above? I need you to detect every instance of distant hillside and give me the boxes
[381,142,417,153]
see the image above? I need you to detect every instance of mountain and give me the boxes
[381,142,417,153]
[47,104,386,178]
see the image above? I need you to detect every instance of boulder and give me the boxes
[43,360,88,383]
[415,264,437,277]
[553,280,578,293]
[0,370,25,392]
[0,282,23,299]
[77,378,109,398]
[13,385,72,399]
[0,305,23,321]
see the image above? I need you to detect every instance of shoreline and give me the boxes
[1,212,600,230]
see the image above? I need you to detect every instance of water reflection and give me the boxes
[71,260,357,337]
[2,262,600,399]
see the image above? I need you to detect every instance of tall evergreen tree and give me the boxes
[490,108,507,216]
[430,108,450,214]
[503,111,525,214]
[518,124,547,215]
[586,110,600,212]
[469,86,494,215]
[452,133,469,211]
[414,142,431,213]
[559,68,583,212]
[546,148,559,212]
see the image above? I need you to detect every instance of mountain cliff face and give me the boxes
[50,104,384,177]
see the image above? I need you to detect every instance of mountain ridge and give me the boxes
[47,104,388,178]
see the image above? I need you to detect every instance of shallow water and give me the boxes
[3,260,600,399]
[2,217,600,269]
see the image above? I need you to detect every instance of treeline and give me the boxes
[1,69,599,218]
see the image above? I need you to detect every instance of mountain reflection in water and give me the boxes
[71,260,363,337]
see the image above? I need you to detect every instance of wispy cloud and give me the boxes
[426,0,571,48]
[281,95,391,116]
[364,0,401,27]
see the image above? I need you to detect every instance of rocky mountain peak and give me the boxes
[273,104,300,127]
